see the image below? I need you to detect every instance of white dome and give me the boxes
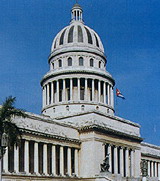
[51,4,104,54]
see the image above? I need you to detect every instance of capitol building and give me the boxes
[2,3,160,181]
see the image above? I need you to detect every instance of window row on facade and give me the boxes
[43,78,114,107]
[2,139,79,177]
[51,57,105,70]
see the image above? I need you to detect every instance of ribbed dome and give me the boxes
[51,4,104,54]
[51,22,104,53]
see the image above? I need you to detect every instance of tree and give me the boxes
[0,96,26,147]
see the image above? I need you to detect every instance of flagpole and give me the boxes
[115,91,118,116]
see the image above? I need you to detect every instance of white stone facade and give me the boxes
[2,3,160,181]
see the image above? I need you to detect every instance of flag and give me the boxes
[116,88,125,99]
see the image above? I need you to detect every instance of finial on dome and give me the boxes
[71,3,83,23]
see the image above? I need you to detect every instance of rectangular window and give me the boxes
[90,59,94,67]
[64,147,68,175]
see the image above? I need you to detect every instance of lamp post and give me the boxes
[0,132,8,181]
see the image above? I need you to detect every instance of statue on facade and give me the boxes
[100,153,110,172]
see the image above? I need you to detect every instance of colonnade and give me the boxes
[2,140,79,177]
[105,144,135,177]
[43,78,114,107]
[147,160,160,177]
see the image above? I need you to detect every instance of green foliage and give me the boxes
[0,96,26,147]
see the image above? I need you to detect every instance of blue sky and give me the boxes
[0,0,160,145]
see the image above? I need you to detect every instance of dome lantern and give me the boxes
[71,3,83,23]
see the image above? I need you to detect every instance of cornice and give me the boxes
[41,69,115,86]
[78,124,143,143]
[141,153,160,160]
[20,128,81,144]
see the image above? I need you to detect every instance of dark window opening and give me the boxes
[94,34,99,47]
[19,140,25,172]
[99,61,101,68]
[58,59,62,67]
[29,141,34,174]
[78,26,83,42]
[90,59,94,67]
[38,143,43,174]
[79,57,84,66]
[64,147,68,175]
[56,145,60,175]
[68,57,72,66]
[8,146,14,173]
[71,148,75,174]
[60,29,66,45]
[47,144,52,175]
[111,146,114,174]
[68,26,74,43]
[85,27,93,44]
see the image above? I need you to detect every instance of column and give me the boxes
[34,142,39,174]
[60,146,64,176]
[42,87,45,107]
[3,147,8,173]
[120,147,124,177]
[24,140,29,174]
[75,149,79,176]
[44,86,47,106]
[43,144,48,175]
[70,79,73,101]
[107,84,110,105]
[78,78,80,101]
[151,161,154,177]
[155,162,157,177]
[92,79,95,101]
[98,81,101,102]
[114,146,118,174]
[104,82,106,104]
[85,79,88,101]
[111,87,114,108]
[52,145,56,175]
[63,79,66,102]
[51,82,54,104]
[67,147,72,176]
[57,80,59,103]
[158,163,160,180]
[130,150,134,177]
[148,161,150,177]
[47,84,50,105]
[108,144,112,172]
[14,145,19,173]
[125,149,129,177]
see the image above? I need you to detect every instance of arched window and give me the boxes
[90,59,94,67]
[58,59,62,67]
[52,62,54,69]
[99,61,101,68]
[68,57,72,66]
[79,57,84,66]
[68,26,74,43]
